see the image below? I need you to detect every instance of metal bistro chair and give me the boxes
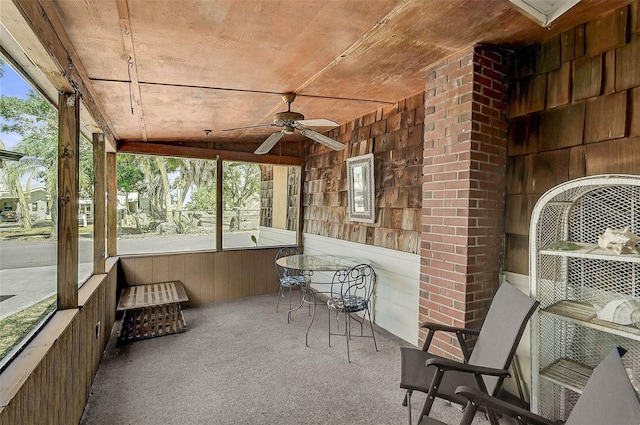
[275,247,307,322]
[400,281,539,425]
[327,263,378,362]
[453,346,640,425]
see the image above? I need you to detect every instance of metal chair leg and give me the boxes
[329,310,340,347]
[405,390,413,425]
[345,310,351,363]
[276,285,284,312]
[328,309,332,347]
[367,308,378,351]
[287,287,294,323]
[305,289,316,347]
[419,368,444,422]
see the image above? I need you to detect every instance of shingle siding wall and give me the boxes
[505,1,640,276]
[303,94,424,254]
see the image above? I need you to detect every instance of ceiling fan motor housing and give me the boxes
[274,111,304,128]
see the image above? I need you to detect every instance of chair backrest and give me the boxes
[468,282,539,395]
[337,264,376,305]
[275,246,302,279]
[566,346,640,425]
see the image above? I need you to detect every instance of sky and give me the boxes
[1,61,36,149]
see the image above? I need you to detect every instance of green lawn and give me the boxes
[0,296,56,361]
[0,224,93,241]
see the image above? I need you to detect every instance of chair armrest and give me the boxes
[425,358,511,378]
[419,322,480,337]
[455,386,558,425]
[420,322,480,361]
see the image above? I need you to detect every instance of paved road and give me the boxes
[0,232,257,319]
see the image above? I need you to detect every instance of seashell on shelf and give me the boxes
[597,299,640,326]
[597,227,640,254]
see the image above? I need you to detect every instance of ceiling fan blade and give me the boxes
[296,118,338,127]
[222,123,276,131]
[254,131,285,155]
[300,129,346,151]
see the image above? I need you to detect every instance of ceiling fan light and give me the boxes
[284,125,295,134]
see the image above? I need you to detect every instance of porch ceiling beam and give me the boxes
[11,0,117,147]
[116,0,148,142]
[0,42,56,107]
[118,141,305,166]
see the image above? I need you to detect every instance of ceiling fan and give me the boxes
[223,93,346,155]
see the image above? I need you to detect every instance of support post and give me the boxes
[57,91,79,309]
[107,152,117,257]
[216,158,223,250]
[296,167,303,248]
[93,133,106,274]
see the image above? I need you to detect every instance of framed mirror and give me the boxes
[346,153,375,223]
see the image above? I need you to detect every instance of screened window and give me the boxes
[78,138,93,284]
[114,155,299,254]
[0,59,57,365]
[116,154,218,255]
[222,161,298,249]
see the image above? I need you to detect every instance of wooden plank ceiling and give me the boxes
[11,0,633,158]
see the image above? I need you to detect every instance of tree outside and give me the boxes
[1,60,266,242]
[114,154,262,237]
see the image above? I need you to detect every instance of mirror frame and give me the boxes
[346,153,375,223]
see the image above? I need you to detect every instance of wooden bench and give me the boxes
[117,281,189,343]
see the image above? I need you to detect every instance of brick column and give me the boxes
[420,45,508,359]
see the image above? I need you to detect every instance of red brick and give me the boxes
[439,305,467,321]
[424,284,446,295]
[437,60,462,78]
[448,65,473,81]
[448,141,473,154]
[483,67,505,83]
[428,310,457,325]
[423,144,447,155]
[433,171,460,182]
[433,136,460,147]
[444,178,470,189]
[421,199,445,209]
[429,292,456,307]
[445,161,469,173]
[431,225,457,235]
[433,153,460,165]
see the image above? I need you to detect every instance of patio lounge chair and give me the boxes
[400,282,539,425]
[453,346,640,425]
[327,264,378,362]
[275,247,307,321]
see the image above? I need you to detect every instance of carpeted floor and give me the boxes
[80,293,493,425]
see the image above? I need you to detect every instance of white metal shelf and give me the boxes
[540,358,592,394]
[530,175,640,420]
[541,300,640,341]
[539,243,640,263]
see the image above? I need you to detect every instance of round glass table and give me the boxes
[275,254,368,272]
[275,254,370,346]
